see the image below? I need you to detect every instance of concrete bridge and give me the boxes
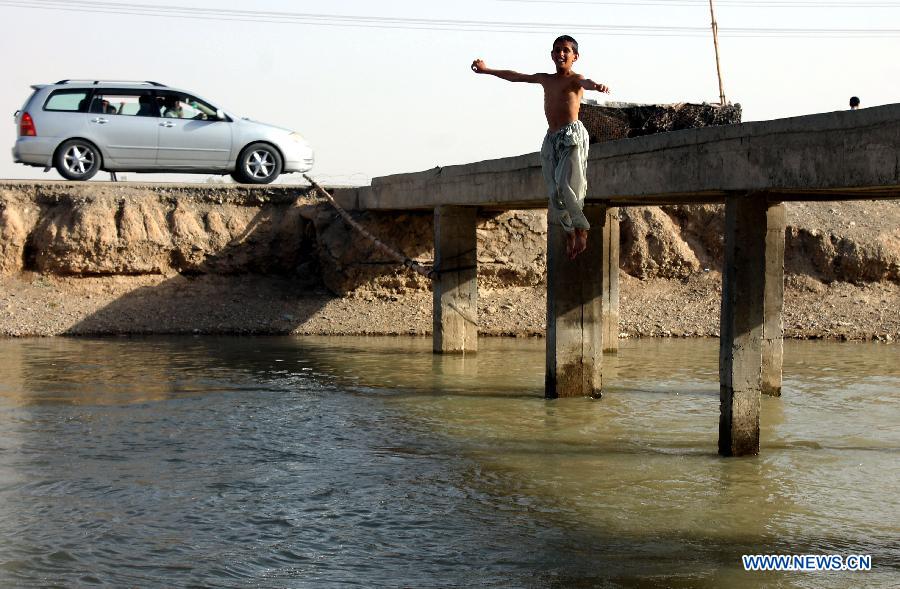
[335,103,900,457]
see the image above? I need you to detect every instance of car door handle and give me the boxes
[90,117,109,124]
[159,121,176,128]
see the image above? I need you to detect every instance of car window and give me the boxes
[159,92,218,120]
[44,90,91,112]
[91,90,159,117]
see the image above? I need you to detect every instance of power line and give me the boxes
[1,0,898,37]
[499,0,900,6]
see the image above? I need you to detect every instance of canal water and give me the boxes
[0,336,897,588]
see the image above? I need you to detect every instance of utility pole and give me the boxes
[709,0,727,105]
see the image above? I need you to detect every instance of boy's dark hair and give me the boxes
[553,35,579,55]
[849,96,860,107]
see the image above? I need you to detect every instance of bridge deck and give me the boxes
[336,103,900,210]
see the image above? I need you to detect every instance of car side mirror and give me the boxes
[216,109,226,121]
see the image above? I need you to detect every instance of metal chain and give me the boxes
[302,175,479,327]
[303,175,435,280]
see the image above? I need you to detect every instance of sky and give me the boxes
[0,0,898,186]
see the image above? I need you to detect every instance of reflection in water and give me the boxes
[0,336,897,588]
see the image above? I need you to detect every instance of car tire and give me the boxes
[54,139,101,181]
[234,143,283,184]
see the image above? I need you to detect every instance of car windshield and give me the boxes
[186,92,238,118]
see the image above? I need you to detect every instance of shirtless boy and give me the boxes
[472,35,609,259]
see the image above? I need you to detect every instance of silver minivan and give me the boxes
[12,80,314,184]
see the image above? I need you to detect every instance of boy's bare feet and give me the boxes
[570,229,588,259]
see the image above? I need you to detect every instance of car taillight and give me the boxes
[19,112,36,137]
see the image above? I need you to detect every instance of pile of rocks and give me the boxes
[578,101,742,144]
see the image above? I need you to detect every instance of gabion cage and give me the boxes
[578,101,742,144]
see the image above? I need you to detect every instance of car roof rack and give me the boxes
[54,80,167,87]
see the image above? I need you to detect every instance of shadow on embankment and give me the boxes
[61,200,436,336]
[66,273,331,335]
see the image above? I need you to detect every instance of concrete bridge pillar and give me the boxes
[546,204,606,399]
[433,205,478,354]
[719,196,786,456]
[602,207,620,354]
[761,202,786,397]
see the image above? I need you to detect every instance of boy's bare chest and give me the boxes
[543,78,582,102]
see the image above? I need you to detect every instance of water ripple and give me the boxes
[0,337,897,587]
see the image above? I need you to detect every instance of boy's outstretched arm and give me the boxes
[471,59,542,83]
[580,78,611,94]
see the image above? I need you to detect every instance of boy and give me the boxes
[472,35,610,259]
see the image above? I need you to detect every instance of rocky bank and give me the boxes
[1,181,898,340]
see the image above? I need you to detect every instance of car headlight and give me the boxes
[289,132,306,143]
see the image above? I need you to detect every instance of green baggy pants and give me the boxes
[540,119,590,233]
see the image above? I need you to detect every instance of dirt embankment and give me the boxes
[1,181,898,340]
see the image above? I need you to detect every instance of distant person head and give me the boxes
[162,96,184,118]
[136,94,158,117]
[849,96,860,110]
[553,35,579,56]
[551,35,579,72]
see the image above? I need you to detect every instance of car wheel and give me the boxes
[234,143,283,184]
[54,139,101,181]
